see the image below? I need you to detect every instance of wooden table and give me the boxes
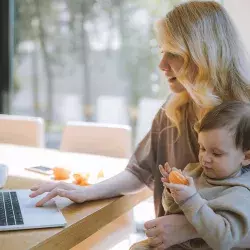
[0,144,152,250]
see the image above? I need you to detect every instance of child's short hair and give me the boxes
[196,101,250,151]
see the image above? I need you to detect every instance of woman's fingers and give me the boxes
[35,185,86,206]
[145,226,163,248]
[35,188,61,207]
[30,185,39,191]
[30,182,78,199]
[155,243,166,250]
[29,182,57,198]
[145,226,159,237]
[144,218,158,230]
[148,236,162,247]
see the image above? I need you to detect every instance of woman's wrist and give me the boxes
[83,184,101,201]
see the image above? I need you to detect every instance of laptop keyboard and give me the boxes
[0,191,24,226]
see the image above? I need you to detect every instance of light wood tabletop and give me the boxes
[0,144,152,250]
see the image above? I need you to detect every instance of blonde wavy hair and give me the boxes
[155,1,250,135]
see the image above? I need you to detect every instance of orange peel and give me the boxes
[73,173,90,186]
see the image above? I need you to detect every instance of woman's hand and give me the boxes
[163,176,197,205]
[29,181,86,206]
[144,214,198,249]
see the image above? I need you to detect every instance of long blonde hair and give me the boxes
[155,1,250,134]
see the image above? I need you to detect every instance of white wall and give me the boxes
[224,0,250,53]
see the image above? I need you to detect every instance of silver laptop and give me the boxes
[0,189,66,231]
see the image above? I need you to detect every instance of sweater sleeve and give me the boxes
[179,187,250,250]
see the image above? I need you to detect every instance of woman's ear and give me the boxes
[242,150,250,166]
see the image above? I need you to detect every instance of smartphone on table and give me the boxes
[25,166,54,175]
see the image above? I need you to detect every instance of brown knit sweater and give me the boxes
[126,100,199,217]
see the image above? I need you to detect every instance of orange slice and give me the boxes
[53,167,71,180]
[97,169,104,178]
[73,173,90,186]
[169,170,188,185]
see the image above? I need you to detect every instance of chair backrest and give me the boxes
[135,98,164,145]
[96,96,129,125]
[60,121,132,158]
[0,114,45,147]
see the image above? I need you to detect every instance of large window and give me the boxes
[7,0,222,148]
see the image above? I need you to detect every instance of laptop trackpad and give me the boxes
[0,189,66,231]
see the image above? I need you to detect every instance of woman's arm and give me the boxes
[30,170,145,206]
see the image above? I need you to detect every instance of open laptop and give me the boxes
[0,189,66,231]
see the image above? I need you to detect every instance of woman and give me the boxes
[30,1,250,248]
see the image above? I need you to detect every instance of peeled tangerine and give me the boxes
[73,173,90,186]
[53,167,71,180]
[169,170,188,185]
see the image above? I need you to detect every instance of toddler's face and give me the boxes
[198,128,245,179]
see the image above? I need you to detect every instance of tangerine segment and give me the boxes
[169,170,188,185]
[73,173,90,186]
[53,167,71,180]
[97,169,104,178]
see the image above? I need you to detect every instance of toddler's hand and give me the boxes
[163,176,197,205]
[159,162,172,183]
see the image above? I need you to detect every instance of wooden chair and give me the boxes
[0,114,45,147]
[60,121,132,158]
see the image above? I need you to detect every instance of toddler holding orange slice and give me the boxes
[130,102,250,250]
[168,169,188,185]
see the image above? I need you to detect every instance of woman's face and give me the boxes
[159,50,196,93]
